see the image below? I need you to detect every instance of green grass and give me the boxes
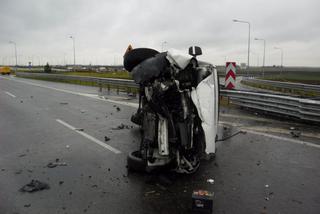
[263,73,320,85]
[60,71,132,80]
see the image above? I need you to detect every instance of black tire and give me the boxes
[127,151,147,172]
[123,48,159,72]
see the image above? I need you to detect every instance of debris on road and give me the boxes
[112,123,133,130]
[80,109,86,113]
[15,170,23,175]
[116,107,121,112]
[24,204,31,208]
[206,178,215,184]
[256,160,262,166]
[59,181,64,185]
[75,128,84,131]
[47,160,67,168]
[60,102,68,105]
[20,100,23,103]
[264,196,270,201]
[18,154,26,157]
[290,130,301,138]
[20,180,50,193]
[104,136,110,141]
[192,190,214,213]
[265,184,269,188]
[66,145,70,149]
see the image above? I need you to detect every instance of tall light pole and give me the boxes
[274,47,283,67]
[69,36,76,68]
[9,41,18,68]
[254,38,266,77]
[161,41,167,52]
[233,19,251,75]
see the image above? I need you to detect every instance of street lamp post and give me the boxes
[161,41,167,52]
[254,38,266,77]
[9,41,18,69]
[274,47,283,67]
[233,19,251,76]
[69,36,76,68]
[274,47,284,76]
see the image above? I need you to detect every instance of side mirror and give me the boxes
[189,46,202,57]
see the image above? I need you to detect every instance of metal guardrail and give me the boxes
[15,72,320,123]
[241,78,320,95]
[220,89,320,123]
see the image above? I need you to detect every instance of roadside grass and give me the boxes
[58,71,132,80]
[262,73,320,85]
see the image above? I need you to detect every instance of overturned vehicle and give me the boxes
[124,46,219,174]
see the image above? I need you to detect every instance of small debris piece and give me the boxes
[104,136,110,141]
[206,179,215,184]
[20,100,23,103]
[264,197,270,201]
[69,191,73,195]
[290,127,295,130]
[91,185,98,188]
[27,169,33,173]
[265,184,269,188]
[60,102,68,105]
[66,145,70,149]
[291,199,303,204]
[80,110,86,113]
[290,130,301,138]
[47,162,67,168]
[24,204,31,208]
[145,190,156,196]
[55,158,60,162]
[59,181,64,185]
[18,154,26,157]
[88,176,92,179]
[116,107,121,112]
[15,170,23,175]
[20,180,50,192]
[75,128,84,131]
[256,160,261,166]
[108,168,111,171]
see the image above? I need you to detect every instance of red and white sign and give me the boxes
[225,62,236,89]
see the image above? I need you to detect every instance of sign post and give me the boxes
[225,62,236,89]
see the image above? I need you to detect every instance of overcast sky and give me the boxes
[0,0,319,66]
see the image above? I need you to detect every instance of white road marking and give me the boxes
[5,91,16,98]
[220,121,320,149]
[0,76,138,108]
[56,119,121,154]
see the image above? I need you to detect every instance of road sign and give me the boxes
[225,62,236,89]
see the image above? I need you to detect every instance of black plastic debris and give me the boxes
[116,107,121,112]
[112,123,132,130]
[24,204,31,208]
[59,181,64,185]
[104,136,110,141]
[20,180,50,193]
[47,160,67,168]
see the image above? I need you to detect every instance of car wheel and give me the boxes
[127,151,146,172]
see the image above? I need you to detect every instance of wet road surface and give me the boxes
[0,76,319,214]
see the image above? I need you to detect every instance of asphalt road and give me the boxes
[0,75,319,214]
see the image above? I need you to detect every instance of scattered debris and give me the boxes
[104,136,110,141]
[290,130,301,138]
[75,128,84,131]
[47,160,67,168]
[18,154,26,157]
[20,180,50,193]
[60,102,68,105]
[112,123,133,130]
[192,190,214,213]
[291,199,303,204]
[24,204,31,208]
[256,160,262,166]
[206,179,215,184]
[116,107,121,112]
[264,197,270,201]
[59,181,64,185]
[15,170,23,175]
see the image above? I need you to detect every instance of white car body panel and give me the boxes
[191,72,218,154]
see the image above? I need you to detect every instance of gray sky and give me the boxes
[0,0,319,66]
